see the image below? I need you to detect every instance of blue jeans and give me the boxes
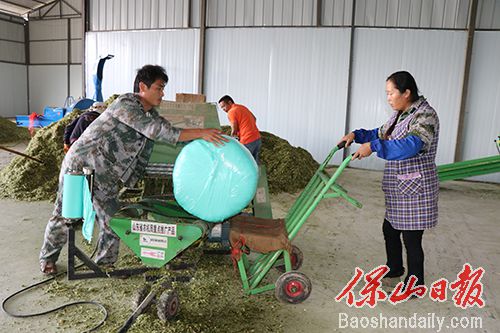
[244,138,262,164]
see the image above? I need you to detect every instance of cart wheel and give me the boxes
[275,271,312,304]
[156,290,180,321]
[132,285,154,310]
[276,245,304,273]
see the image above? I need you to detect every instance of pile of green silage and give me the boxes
[0,112,318,202]
[221,126,319,194]
[260,131,319,194]
[41,242,285,333]
[0,95,119,201]
[0,110,83,201]
[0,117,31,143]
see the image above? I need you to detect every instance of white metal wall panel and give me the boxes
[28,65,67,115]
[354,0,469,29]
[70,65,83,99]
[85,29,200,101]
[70,18,83,38]
[205,27,351,164]
[0,20,24,41]
[0,40,25,63]
[29,19,68,40]
[89,0,190,31]
[461,31,500,183]
[0,20,24,64]
[30,40,68,64]
[0,63,27,117]
[323,0,353,26]
[191,0,201,27]
[348,28,467,170]
[207,0,318,27]
[71,39,82,63]
[477,0,500,29]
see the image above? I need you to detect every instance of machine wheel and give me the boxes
[156,290,180,321]
[132,285,154,310]
[276,245,304,273]
[275,271,312,304]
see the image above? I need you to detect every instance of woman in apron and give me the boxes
[339,71,439,289]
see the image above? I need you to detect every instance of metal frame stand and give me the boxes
[66,167,151,280]
[67,225,151,280]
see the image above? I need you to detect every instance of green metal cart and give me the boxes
[233,142,363,304]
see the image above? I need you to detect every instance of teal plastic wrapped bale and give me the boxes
[62,173,84,219]
[173,136,258,222]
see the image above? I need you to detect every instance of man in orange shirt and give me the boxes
[219,95,261,163]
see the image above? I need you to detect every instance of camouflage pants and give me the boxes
[39,165,121,265]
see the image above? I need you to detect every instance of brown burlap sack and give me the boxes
[229,215,292,261]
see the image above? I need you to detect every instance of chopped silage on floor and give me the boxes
[41,241,285,333]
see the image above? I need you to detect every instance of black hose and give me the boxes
[2,248,108,332]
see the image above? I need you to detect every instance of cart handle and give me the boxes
[337,140,347,149]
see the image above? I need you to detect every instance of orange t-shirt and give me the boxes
[227,104,261,144]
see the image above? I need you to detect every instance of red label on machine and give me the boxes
[131,220,177,237]
[140,247,166,260]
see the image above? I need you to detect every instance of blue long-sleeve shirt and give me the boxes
[353,128,423,161]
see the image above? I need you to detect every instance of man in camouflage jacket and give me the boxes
[39,65,226,275]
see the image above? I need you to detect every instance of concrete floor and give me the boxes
[1,145,499,332]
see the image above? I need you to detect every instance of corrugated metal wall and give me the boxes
[205,28,351,164]
[0,18,25,63]
[88,0,497,30]
[0,63,27,117]
[27,0,84,115]
[347,28,467,170]
[204,0,471,28]
[461,31,500,182]
[84,0,500,31]
[0,16,26,117]
[206,0,320,26]
[28,65,69,115]
[477,0,500,28]
[85,29,200,101]
[353,0,470,28]
[28,17,83,114]
[89,0,200,30]
[49,0,499,184]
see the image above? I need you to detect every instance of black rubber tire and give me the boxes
[156,290,180,321]
[132,285,154,310]
[276,245,304,273]
[275,271,312,304]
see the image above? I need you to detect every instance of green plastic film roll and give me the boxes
[62,173,84,219]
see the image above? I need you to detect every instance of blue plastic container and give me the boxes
[43,107,66,120]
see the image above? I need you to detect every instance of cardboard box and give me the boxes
[175,93,206,103]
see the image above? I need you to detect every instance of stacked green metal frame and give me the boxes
[438,155,500,182]
[236,144,363,298]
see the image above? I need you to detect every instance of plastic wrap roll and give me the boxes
[173,136,258,222]
[62,173,84,219]
[82,178,96,241]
